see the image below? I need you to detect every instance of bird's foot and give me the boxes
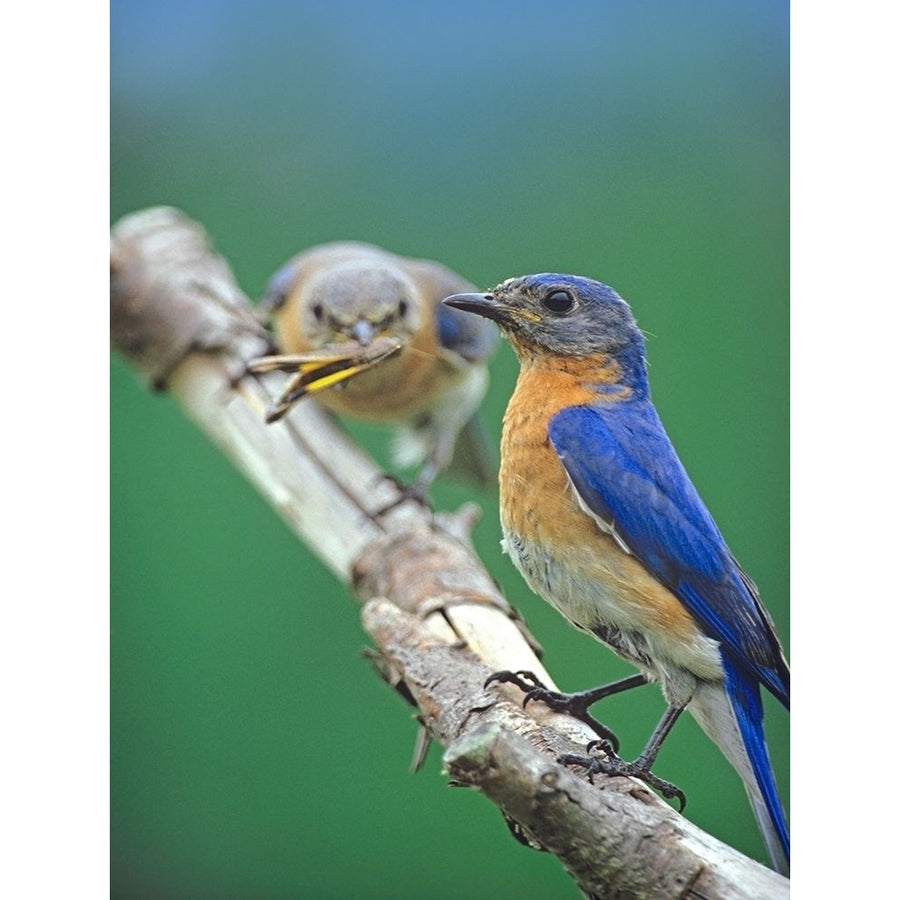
[484,670,620,753]
[370,473,433,516]
[558,747,686,811]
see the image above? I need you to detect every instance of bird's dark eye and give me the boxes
[312,303,324,321]
[397,299,409,318]
[542,290,575,313]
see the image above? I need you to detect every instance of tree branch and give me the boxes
[110,206,788,899]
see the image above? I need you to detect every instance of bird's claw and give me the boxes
[585,737,617,756]
[370,473,433,516]
[557,750,687,812]
[484,669,543,692]
[484,670,620,752]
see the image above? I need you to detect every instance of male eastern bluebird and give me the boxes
[443,274,790,874]
[256,241,498,490]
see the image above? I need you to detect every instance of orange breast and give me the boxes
[499,355,703,642]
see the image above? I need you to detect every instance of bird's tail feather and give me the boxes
[688,674,789,875]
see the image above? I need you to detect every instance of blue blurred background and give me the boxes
[111,1,788,896]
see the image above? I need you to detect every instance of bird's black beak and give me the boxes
[442,292,495,315]
[443,292,521,326]
[443,292,541,328]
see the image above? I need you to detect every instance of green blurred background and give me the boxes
[111,1,788,896]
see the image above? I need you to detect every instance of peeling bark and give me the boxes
[111,207,789,899]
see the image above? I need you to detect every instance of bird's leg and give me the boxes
[558,703,687,810]
[374,435,446,514]
[485,670,648,753]
[368,472,434,517]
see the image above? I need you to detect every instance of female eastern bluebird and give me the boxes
[256,242,498,489]
[444,274,790,874]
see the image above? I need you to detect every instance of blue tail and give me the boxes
[724,662,789,873]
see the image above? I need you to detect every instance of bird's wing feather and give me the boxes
[402,258,499,362]
[259,259,301,313]
[548,403,788,706]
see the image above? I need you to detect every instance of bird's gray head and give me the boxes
[299,260,423,346]
[443,273,646,363]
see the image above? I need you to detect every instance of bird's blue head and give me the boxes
[443,274,648,392]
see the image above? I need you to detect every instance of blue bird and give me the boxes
[443,274,789,874]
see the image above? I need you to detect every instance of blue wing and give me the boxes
[548,402,789,707]
[400,258,499,362]
[259,259,300,312]
[435,301,498,362]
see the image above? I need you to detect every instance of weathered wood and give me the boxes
[110,206,789,899]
